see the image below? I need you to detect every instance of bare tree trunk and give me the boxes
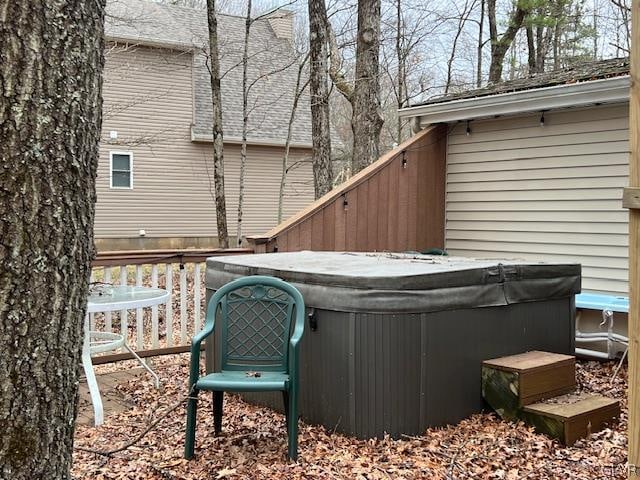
[446,0,475,94]
[206,0,229,248]
[526,24,536,73]
[237,0,252,246]
[308,0,334,198]
[396,0,405,143]
[0,1,105,478]
[477,0,485,87]
[351,0,383,174]
[278,55,309,223]
[487,0,530,83]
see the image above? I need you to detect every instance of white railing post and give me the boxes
[120,266,128,339]
[136,264,143,350]
[194,262,201,333]
[165,263,173,347]
[104,266,112,332]
[180,263,188,344]
[151,264,159,349]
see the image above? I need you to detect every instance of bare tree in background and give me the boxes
[0,1,105,478]
[445,0,478,94]
[487,0,532,83]
[308,0,334,198]
[206,0,230,248]
[236,0,252,246]
[350,0,384,173]
[279,53,310,222]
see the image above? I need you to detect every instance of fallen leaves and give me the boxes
[72,356,629,479]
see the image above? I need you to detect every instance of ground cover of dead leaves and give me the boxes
[72,356,628,480]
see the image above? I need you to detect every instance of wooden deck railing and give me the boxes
[89,248,253,364]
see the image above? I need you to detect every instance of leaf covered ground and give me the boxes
[72,356,628,479]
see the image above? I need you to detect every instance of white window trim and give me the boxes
[109,151,134,189]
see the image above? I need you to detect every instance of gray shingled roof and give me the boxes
[105,0,312,146]
[414,57,630,107]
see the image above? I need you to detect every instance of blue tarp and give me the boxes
[576,293,629,313]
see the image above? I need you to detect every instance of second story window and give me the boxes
[110,151,133,189]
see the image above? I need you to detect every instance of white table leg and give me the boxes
[82,314,104,426]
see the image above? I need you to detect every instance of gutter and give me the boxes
[191,129,313,149]
[398,75,630,124]
[106,35,195,52]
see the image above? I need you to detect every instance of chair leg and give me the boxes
[282,391,289,430]
[287,387,298,461]
[213,391,224,436]
[184,388,199,459]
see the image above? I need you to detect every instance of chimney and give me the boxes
[263,8,294,42]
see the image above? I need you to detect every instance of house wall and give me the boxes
[96,44,314,249]
[444,103,629,295]
[251,125,448,253]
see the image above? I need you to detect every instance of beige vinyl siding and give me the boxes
[96,44,313,240]
[445,104,630,295]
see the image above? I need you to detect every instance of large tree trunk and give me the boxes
[351,0,383,174]
[237,0,252,246]
[206,0,230,248]
[308,0,334,198]
[487,0,530,83]
[0,1,105,478]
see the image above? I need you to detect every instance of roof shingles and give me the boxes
[105,0,312,145]
[415,57,630,107]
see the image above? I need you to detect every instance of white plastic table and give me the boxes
[83,285,170,426]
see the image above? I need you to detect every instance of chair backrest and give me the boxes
[212,276,303,373]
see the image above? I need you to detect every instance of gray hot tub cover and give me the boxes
[206,251,581,314]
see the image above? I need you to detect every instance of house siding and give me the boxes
[444,103,629,295]
[96,44,313,242]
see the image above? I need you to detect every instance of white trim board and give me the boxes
[398,76,630,124]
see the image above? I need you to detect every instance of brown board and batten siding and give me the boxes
[96,44,314,242]
[444,104,629,295]
[249,125,447,253]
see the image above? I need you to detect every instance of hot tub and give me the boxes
[205,251,580,439]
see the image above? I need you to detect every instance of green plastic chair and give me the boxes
[184,275,305,461]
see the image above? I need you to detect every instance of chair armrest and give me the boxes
[188,322,215,387]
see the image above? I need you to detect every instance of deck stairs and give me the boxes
[482,351,620,445]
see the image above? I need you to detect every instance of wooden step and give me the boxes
[482,351,576,420]
[521,392,620,445]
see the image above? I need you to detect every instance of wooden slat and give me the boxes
[311,209,323,250]
[377,166,390,250]
[356,181,369,251]
[407,149,419,250]
[299,218,312,250]
[345,187,358,251]
[334,197,346,251]
[322,203,335,251]
[397,155,410,249]
[387,158,400,251]
[484,351,575,373]
[367,173,379,251]
[288,225,301,251]
[92,248,252,267]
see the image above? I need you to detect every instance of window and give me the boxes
[110,151,133,189]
